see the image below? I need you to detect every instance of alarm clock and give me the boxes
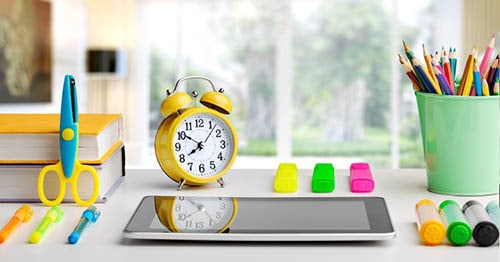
[155,76,238,190]
[154,196,238,233]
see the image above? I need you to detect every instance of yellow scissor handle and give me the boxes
[38,162,66,206]
[38,162,100,206]
[70,162,100,206]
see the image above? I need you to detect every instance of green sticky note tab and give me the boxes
[311,163,335,193]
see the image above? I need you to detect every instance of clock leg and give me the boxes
[216,178,225,188]
[177,179,186,191]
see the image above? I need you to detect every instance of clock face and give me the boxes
[171,196,236,233]
[172,112,235,178]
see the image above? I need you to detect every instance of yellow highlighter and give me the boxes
[29,205,64,244]
[274,163,298,193]
[415,199,445,245]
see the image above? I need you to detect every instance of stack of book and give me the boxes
[0,113,125,203]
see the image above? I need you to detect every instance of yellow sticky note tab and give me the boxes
[274,163,298,193]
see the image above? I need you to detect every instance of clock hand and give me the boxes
[187,200,216,224]
[185,135,201,144]
[203,123,217,143]
[187,142,204,156]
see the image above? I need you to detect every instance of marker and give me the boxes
[29,205,64,244]
[439,200,472,246]
[462,200,499,247]
[0,205,34,244]
[415,199,445,245]
[349,162,374,193]
[311,163,335,193]
[274,163,298,193]
[485,200,499,227]
[68,206,101,244]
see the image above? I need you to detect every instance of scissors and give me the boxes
[38,75,100,206]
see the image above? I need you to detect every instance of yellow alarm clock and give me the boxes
[154,196,238,233]
[155,76,238,190]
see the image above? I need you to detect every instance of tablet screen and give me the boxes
[124,196,395,241]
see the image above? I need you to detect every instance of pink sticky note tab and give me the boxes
[349,162,374,193]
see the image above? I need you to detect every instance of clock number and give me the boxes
[195,119,204,128]
[220,203,226,210]
[196,222,204,229]
[199,163,205,173]
[220,140,226,149]
[178,214,187,221]
[179,154,185,163]
[187,162,193,171]
[185,122,192,131]
[177,131,186,140]
[208,121,213,129]
[174,142,181,152]
[175,204,181,211]
[215,129,222,138]
[185,220,193,228]
[210,161,216,170]
[217,152,224,161]
[216,212,222,219]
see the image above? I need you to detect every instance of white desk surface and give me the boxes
[0,169,498,262]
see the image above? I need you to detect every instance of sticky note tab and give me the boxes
[274,163,298,193]
[311,163,334,193]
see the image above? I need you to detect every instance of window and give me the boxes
[143,0,457,169]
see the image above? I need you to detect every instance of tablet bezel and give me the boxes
[123,195,396,241]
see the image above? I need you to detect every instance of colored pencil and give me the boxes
[486,55,499,88]
[449,48,457,90]
[495,68,500,95]
[482,77,490,96]
[473,62,482,96]
[442,51,454,94]
[479,33,496,77]
[398,54,421,91]
[412,57,439,94]
[433,65,453,95]
[403,41,427,92]
[458,47,476,96]
[423,44,438,85]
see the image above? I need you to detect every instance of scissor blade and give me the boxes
[60,75,79,178]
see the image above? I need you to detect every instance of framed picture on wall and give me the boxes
[0,0,51,103]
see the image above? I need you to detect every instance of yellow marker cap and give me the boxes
[419,220,446,245]
[415,199,445,245]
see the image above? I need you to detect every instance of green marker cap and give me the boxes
[447,222,472,246]
[439,200,472,246]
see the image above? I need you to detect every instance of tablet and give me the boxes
[123,195,395,241]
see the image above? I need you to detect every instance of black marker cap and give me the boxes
[472,221,499,247]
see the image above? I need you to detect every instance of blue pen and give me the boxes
[68,206,101,244]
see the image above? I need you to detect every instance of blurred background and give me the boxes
[0,0,498,169]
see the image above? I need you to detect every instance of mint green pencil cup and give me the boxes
[416,92,499,196]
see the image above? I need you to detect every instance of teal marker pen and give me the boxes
[485,200,499,228]
[439,200,472,246]
[463,200,499,247]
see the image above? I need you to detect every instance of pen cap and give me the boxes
[485,200,499,227]
[415,199,445,245]
[15,205,34,223]
[439,200,472,246]
[82,206,101,223]
[46,205,64,223]
[462,200,499,247]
